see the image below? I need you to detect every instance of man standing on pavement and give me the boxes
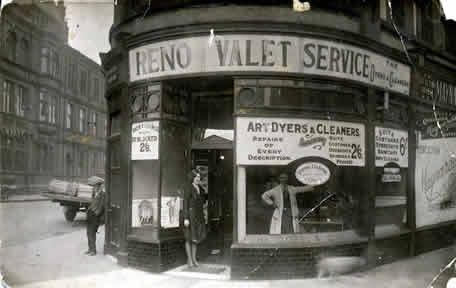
[85,176,105,256]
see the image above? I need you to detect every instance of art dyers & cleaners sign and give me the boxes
[129,34,410,95]
[236,117,365,166]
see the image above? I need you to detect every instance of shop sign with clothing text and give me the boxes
[131,121,159,160]
[129,34,411,95]
[375,127,408,168]
[236,117,365,166]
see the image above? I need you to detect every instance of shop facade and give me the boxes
[101,0,456,279]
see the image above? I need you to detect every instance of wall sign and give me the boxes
[415,131,456,228]
[295,162,331,185]
[421,72,456,106]
[236,117,365,166]
[131,121,159,160]
[375,127,408,168]
[130,34,411,95]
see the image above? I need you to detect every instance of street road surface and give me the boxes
[0,200,86,248]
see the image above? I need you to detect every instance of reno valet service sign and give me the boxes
[236,117,365,166]
[129,34,410,95]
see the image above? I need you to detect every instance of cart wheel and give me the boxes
[63,206,78,222]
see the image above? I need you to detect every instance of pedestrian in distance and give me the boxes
[182,169,207,268]
[85,176,105,256]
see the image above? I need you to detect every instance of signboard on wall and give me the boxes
[415,132,456,228]
[236,117,365,166]
[131,121,159,160]
[129,34,411,95]
[132,198,158,227]
[161,197,181,228]
[375,127,408,168]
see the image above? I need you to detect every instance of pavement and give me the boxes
[1,225,456,288]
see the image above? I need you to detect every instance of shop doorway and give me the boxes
[192,148,233,264]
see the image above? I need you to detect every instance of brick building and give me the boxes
[101,0,456,279]
[0,1,107,193]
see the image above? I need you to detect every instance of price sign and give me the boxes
[131,121,159,160]
[375,127,408,168]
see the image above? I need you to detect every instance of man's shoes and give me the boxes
[88,251,96,256]
[84,250,92,255]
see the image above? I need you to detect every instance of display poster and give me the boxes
[375,127,408,168]
[131,121,159,160]
[236,117,365,166]
[130,34,411,95]
[161,197,181,228]
[415,132,456,228]
[132,198,158,227]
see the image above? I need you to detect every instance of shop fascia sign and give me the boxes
[129,34,411,95]
[421,72,456,106]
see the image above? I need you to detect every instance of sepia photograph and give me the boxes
[1,0,456,287]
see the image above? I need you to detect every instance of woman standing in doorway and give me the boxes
[183,169,207,268]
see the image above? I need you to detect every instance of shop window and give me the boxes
[160,122,189,229]
[374,93,409,235]
[130,84,161,120]
[131,160,160,230]
[414,106,456,228]
[245,164,364,235]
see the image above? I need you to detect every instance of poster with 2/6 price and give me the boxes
[131,121,159,160]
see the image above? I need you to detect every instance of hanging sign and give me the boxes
[375,127,408,168]
[236,117,365,166]
[295,162,331,185]
[131,121,159,160]
[130,34,411,95]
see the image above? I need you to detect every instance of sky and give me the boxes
[0,1,455,64]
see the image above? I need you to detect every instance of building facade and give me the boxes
[102,0,456,279]
[0,1,107,193]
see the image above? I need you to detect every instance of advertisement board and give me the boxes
[236,117,365,166]
[131,121,159,160]
[375,127,408,168]
[415,132,456,227]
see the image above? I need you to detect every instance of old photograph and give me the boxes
[1,0,456,287]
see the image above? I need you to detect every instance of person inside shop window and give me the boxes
[262,173,314,234]
[182,170,207,268]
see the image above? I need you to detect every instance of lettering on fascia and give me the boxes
[135,43,192,75]
[214,39,291,67]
